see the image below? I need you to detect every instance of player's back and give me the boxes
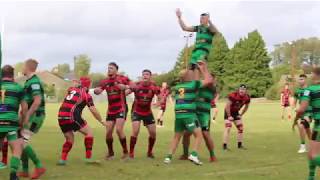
[24,75,46,113]
[196,86,215,112]
[58,87,87,117]
[306,85,320,120]
[0,80,24,126]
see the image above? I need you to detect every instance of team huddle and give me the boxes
[0,9,259,180]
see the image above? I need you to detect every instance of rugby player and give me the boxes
[0,65,28,180]
[18,59,46,179]
[126,69,161,159]
[94,62,130,160]
[295,67,320,180]
[293,74,312,153]
[223,85,250,150]
[280,84,292,120]
[57,77,106,165]
[164,61,212,165]
[156,82,171,127]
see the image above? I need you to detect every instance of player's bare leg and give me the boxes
[298,122,307,153]
[79,125,99,164]
[146,124,156,158]
[202,131,217,162]
[115,118,129,159]
[57,131,74,165]
[223,120,232,150]
[180,132,191,160]
[188,128,203,165]
[164,133,182,164]
[235,119,245,149]
[129,121,141,159]
[105,121,115,160]
[156,110,165,127]
[307,140,320,180]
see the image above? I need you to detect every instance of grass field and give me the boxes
[0,101,312,180]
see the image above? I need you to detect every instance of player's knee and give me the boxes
[301,120,310,129]
[236,124,244,133]
[225,122,232,128]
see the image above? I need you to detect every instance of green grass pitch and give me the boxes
[0,101,311,179]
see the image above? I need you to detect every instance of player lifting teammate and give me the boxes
[293,74,312,153]
[126,69,161,159]
[94,62,130,160]
[0,65,28,180]
[57,77,106,166]
[295,67,320,180]
[164,61,213,165]
[223,85,250,150]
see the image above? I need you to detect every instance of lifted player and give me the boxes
[180,74,217,162]
[295,67,320,180]
[281,84,292,120]
[175,8,218,81]
[18,59,46,179]
[57,77,106,165]
[94,62,130,160]
[0,65,28,180]
[156,82,172,127]
[293,74,312,153]
[164,61,212,165]
[223,85,250,150]
[126,69,161,159]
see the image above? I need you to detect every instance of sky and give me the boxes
[0,1,319,78]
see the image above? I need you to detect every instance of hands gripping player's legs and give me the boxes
[146,124,156,158]
[223,120,232,150]
[129,121,141,159]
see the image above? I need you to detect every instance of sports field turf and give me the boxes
[0,101,311,179]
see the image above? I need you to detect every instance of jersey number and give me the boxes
[66,90,77,100]
[178,88,185,98]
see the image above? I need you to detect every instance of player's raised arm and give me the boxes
[176,8,196,32]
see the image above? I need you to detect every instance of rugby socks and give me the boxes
[238,142,243,148]
[106,138,114,156]
[24,145,42,168]
[183,144,189,156]
[10,156,20,173]
[119,137,128,154]
[130,136,137,154]
[209,150,215,158]
[61,141,73,161]
[21,151,29,172]
[223,143,228,150]
[301,140,306,145]
[1,140,8,164]
[190,151,198,157]
[309,160,316,180]
[166,154,172,160]
[84,137,93,159]
[148,137,156,155]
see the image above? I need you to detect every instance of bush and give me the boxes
[265,83,280,100]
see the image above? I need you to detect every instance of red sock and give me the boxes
[106,138,114,156]
[119,137,128,154]
[130,136,137,154]
[148,137,156,154]
[61,141,73,161]
[85,136,94,159]
[1,140,8,164]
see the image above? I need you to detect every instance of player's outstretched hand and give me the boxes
[176,8,182,18]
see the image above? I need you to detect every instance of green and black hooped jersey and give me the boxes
[294,87,312,115]
[24,75,45,114]
[174,80,202,119]
[196,85,216,113]
[193,25,214,53]
[0,80,25,131]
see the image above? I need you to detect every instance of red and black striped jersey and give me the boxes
[159,87,170,106]
[131,81,160,116]
[58,87,94,119]
[228,91,250,113]
[98,74,130,115]
[281,89,291,104]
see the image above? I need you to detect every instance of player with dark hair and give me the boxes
[293,74,312,153]
[94,62,131,160]
[223,85,251,150]
[156,82,172,127]
[281,83,292,120]
[57,77,106,166]
[126,69,161,159]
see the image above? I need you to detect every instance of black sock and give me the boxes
[160,121,163,126]
[238,142,242,148]
[223,143,227,149]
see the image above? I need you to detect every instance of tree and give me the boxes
[74,54,91,78]
[43,83,56,97]
[52,63,70,77]
[224,30,272,97]
[89,72,105,87]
